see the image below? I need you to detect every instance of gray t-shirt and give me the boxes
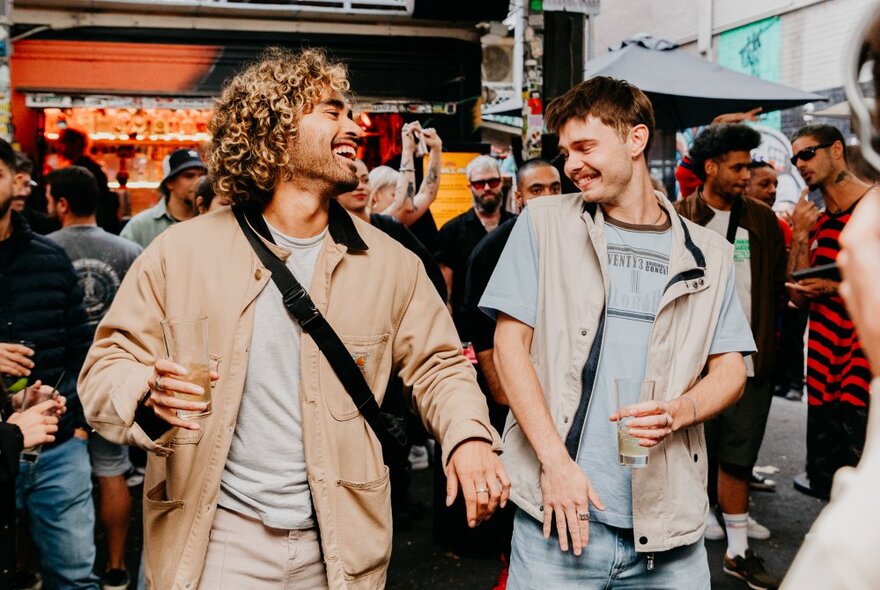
[47,225,143,328]
[219,221,326,530]
[480,207,755,528]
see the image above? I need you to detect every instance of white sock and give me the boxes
[723,512,749,558]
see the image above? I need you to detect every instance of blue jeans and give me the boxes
[17,437,99,590]
[508,509,709,590]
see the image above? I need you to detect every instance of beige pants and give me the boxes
[198,507,329,590]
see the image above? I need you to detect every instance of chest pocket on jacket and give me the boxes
[324,333,390,420]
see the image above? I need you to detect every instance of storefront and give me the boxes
[10,32,482,216]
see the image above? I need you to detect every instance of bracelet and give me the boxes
[679,394,697,427]
[399,167,415,172]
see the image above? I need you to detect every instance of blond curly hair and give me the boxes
[207,47,350,206]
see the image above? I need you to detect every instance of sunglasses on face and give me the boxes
[790,142,835,166]
[470,177,502,190]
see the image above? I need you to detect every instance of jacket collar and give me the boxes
[581,190,706,271]
[242,198,369,253]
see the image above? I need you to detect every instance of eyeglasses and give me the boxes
[469,177,502,190]
[790,142,835,166]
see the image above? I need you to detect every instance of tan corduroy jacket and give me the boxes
[79,201,501,590]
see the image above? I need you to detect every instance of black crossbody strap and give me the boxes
[725,197,743,244]
[233,205,407,447]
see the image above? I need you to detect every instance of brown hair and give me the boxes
[207,47,350,207]
[544,76,655,156]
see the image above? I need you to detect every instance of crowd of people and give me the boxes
[0,31,878,590]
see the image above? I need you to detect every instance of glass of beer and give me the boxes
[615,379,655,468]
[161,316,212,419]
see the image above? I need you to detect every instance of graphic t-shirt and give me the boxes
[47,225,143,328]
[577,216,672,528]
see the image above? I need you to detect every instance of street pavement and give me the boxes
[385,394,826,589]
[106,395,825,589]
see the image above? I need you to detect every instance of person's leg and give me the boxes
[25,438,99,589]
[716,378,774,554]
[90,433,133,577]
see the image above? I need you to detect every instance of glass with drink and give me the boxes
[615,379,655,467]
[161,316,212,419]
[20,371,63,463]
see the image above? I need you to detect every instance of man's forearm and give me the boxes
[787,232,812,308]
[476,348,509,406]
[494,317,568,466]
[668,352,747,431]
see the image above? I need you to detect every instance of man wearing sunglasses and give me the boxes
[435,155,514,340]
[786,123,873,502]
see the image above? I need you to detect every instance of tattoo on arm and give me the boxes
[405,181,415,204]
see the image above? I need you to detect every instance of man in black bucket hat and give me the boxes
[120,148,206,248]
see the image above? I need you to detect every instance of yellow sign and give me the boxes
[429,152,480,229]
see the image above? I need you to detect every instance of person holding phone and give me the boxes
[786,123,874,501]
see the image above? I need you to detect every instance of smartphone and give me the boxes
[791,262,840,282]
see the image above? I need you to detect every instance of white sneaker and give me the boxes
[704,512,725,541]
[747,516,771,540]
[408,445,429,471]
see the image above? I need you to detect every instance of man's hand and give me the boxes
[7,398,62,448]
[711,107,763,125]
[421,128,442,152]
[446,440,510,529]
[791,189,820,238]
[401,121,422,155]
[144,358,218,431]
[610,400,674,447]
[0,342,35,377]
[785,277,838,300]
[540,455,604,555]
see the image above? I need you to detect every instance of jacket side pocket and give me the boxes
[334,467,392,579]
[143,480,185,590]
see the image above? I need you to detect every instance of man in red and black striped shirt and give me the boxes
[787,123,873,500]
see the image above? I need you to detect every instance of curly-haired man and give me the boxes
[78,48,508,589]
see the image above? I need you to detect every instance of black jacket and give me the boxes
[0,212,92,446]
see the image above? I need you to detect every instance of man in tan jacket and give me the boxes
[78,48,508,590]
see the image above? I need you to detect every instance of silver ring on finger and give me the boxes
[475,488,489,494]
[153,376,165,392]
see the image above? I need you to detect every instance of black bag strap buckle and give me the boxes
[281,285,321,330]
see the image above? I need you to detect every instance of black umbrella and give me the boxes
[585,39,826,130]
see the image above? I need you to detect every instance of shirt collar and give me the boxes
[150,198,176,222]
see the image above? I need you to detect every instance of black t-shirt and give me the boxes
[435,207,515,340]
[408,208,439,255]
[370,213,447,301]
[463,217,517,354]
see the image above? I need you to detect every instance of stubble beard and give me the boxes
[288,144,358,198]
